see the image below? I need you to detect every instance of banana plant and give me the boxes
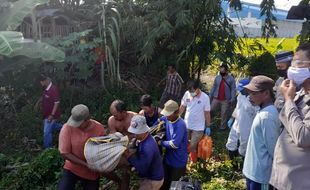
[0,0,49,31]
[0,0,65,63]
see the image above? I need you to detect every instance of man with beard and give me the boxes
[274,51,294,111]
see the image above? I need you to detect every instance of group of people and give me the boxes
[35,42,310,190]
[225,43,310,190]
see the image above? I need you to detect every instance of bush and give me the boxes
[189,159,245,190]
[0,149,63,190]
[248,52,278,80]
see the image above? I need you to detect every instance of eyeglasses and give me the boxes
[291,60,310,66]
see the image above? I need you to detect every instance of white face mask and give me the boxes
[287,66,310,86]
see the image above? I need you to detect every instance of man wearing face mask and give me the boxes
[270,43,310,190]
[274,51,294,111]
[179,80,211,163]
[210,63,236,130]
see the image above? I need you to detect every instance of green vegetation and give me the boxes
[0,0,309,189]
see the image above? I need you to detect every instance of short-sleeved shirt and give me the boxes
[42,82,61,119]
[164,72,184,96]
[181,91,211,131]
[59,119,105,180]
[144,107,160,127]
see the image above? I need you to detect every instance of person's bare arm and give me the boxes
[204,111,211,127]
[179,105,186,116]
[34,97,42,111]
[61,153,88,167]
[138,110,144,115]
[108,116,117,133]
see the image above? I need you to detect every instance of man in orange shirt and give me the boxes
[58,104,105,190]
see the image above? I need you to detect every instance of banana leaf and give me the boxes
[0,31,65,62]
[0,0,49,30]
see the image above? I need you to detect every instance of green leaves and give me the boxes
[260,0,277,40]
[0,31,23,56]
[0,0,49,31]
[0,31,65,62]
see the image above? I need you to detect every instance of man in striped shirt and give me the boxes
[158,64,184,108]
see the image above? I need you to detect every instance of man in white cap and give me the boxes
[124,115,164,190]
[58,104,105,190]
[158,100,187,190]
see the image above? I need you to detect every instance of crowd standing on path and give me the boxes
[34,43,310,190]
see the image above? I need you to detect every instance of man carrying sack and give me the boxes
[57,104,105,190]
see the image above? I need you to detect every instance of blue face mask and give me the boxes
[190,92,197,97]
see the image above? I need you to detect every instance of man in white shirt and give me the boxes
[179,80,211,163]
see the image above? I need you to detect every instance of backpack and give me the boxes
[170,176,202,190]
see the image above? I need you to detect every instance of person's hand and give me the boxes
[204,127,211,136]
[281,79,296,101]
[47,115,54,122]
[123,149,134,159]
[34,100,41,112]
[157,140,162,146]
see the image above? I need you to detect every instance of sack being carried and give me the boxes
[84,132,129,172]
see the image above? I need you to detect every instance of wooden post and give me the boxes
[31,9,38,42]
[51,17,56,37]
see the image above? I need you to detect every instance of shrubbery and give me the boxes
[0,149,63,190]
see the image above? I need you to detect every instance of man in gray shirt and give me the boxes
[210,63,236,130]
[270,43,310,190]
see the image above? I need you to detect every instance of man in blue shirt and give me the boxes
[242,76,281,190]
[159,100,188,190]
[124,115,164,190]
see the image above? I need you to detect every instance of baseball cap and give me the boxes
[128,115,150,134]
[237,78,250,92]
[160,100,179,116]
[275,51,294,63]
[244,75,275,92]
[67,104,90,128]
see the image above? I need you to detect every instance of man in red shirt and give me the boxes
[58,104,105,190]
[210,64,236,130]
[36,74,62,148]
